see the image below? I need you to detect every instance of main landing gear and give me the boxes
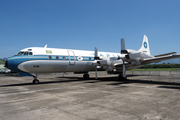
[83,73,89,79]
[33,76,39,84]
[118,73,127,80]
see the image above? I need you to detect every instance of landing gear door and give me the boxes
[67,50,75,65]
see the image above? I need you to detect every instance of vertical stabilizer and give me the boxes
[138,35,151,55]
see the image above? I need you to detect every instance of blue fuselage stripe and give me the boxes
[9,55,95,61]
[7,55,95,72]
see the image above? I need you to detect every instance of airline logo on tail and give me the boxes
[144,42,147,49]
[138,35,150,55]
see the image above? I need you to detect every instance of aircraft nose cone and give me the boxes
[5,59,16,71]
[5,57,22,72]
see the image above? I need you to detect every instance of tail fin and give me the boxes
[138,35,151,55]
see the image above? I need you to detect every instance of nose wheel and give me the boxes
[32,75,39,84]
[33,79,39,84]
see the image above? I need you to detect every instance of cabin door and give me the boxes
[67,50,75,65]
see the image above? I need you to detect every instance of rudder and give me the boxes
[138,35,151,55]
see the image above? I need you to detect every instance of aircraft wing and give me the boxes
[154,52,176,57]
[114,54,180,69]
[141,54,180,65]
[114,62,136,70]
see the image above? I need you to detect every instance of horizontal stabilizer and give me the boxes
[154,52,176,57]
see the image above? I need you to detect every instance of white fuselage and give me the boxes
[7,47,122,74]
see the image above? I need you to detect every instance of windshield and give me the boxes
[17,51,33,56]
[17,52,25,55]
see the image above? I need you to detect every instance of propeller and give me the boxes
[94,47,100,79]
[121,38,130,59]
[120,38,127,79]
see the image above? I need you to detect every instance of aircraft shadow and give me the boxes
[0,76,180,90]
[84,76,180,90]
[0,77,88,87]
[105,79,180,90]
[157,86,180,90]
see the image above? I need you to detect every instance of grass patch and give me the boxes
[0,74,4,76]
[128,68,180,71]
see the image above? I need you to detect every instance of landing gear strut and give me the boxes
[83,73,89,79]
[118,73,127,80]
[33,76,39,84]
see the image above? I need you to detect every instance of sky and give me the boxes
[1,0,180,59]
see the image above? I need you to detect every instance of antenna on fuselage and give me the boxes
[44,44,47,48]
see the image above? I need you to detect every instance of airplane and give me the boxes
[4,35,180,84]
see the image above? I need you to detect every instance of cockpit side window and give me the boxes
[29,52,33,55]
[24,52,29,55]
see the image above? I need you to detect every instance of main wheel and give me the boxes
[33,79,39,84]
[83,74,89,79]
[118,74,127,80]
[118,74,123,80]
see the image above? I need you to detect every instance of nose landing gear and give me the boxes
[33,76,39,84]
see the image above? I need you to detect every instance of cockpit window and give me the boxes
[29,52,33,55]
[17,52,25,55]
[17,51,33,56]
[24,52,29,55]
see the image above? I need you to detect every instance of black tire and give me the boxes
[83,74,89,79]
[33,79,39,84]
[86,74,89,78]
[118,74,127,80]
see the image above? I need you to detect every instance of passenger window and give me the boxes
[56,56,59,60]
[106,54,110,57]
[63,56,66,60]
[49,56,52,60]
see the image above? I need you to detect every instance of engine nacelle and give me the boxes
[128,52,144,62]
[97,57,116,71]
[120,54,130,61]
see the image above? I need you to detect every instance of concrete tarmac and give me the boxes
[0,73,180,120]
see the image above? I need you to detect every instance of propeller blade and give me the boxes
[121,38,125,50]
[94,47,100,60]
[121,38,128,54]
[120,38,127,80]
[122,62,126,78]
[95,47,98,57]
[94,47,98,79]
[95,66,97,79]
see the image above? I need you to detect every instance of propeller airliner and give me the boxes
[5,35,180,84]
